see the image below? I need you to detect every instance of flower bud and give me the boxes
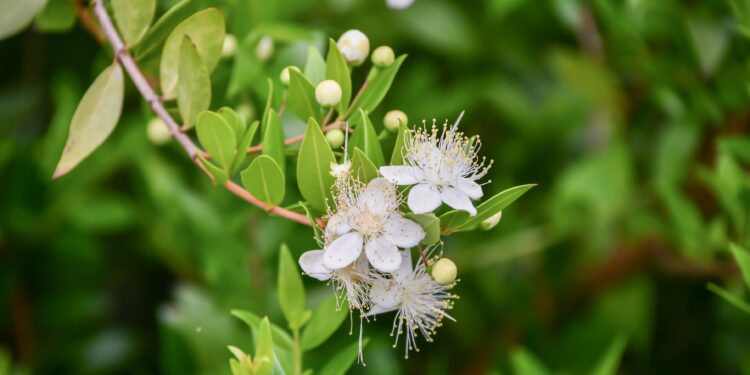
[236,103,255,124]
[387,0,416,9]
[481,211,502,230]
[337,30,370,66]
[256,35,274,62]
[431,258,457,285]
[326,129,345,149]
[147,117,171,145]
[383,110,408,132]
[315,80,342,107]
[372,46,395,67]
[280,66,300,86]
[221,34,237,58]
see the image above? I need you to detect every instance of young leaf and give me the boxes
[254,317,274,375]
[405,213,441,245]
[297,118,336,213]
[197,153,228,185]
[241,155,285,206]
[0,0,47,41]
[304,46,326,86]
[390,122,409,166]
[231,310,294,350]
[300,295,348,351]
[348,109,385,166]
[262,109,286,172]
[325,39,352,114]
[160,8,225,98]
[319,338,370,375]
[196,111,236,170]
[218,106,246,142]
[278,244,308,330]
[441,184,536,234]
[729,243,750,289]
[230,120,259,175]
[288,68,321,123]
[112,0,155,46]
[510,347,551,375]
[54,63,124,178]
[589,336,628,375]
[351,148,379,183]
[177,36,211,129]
[135,0,202,61]
[351,55,406,113]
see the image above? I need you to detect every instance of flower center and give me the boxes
[354,212,385,237]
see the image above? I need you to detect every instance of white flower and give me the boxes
[365,249,457,357]
[386,0,416,9]
[299,251,374,312]
[330,160,352,179]
[337,30,370,65]
[379,112,492,216]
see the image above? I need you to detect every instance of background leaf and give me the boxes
[300,295,348,351]
[318,339,370,375]
[0,0,47,40]
[278,244,307,330]
[241,155,285,206]
[112,0,155,46]
[729,243,750,288]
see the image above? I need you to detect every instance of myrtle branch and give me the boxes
[91,0,317,227]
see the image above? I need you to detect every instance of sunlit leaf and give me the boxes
[177,36,212,129]
[297,118,336,213]
[135,0,202,61]
[241,155,285,206]
[254,317,274,375]
[218,107,246,142]
[196,111,236,170]
[197,153,228,185]
[390,122,409,166]
[112,0,155,46]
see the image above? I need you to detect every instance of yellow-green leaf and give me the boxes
[348,109,384,166]
[197,153,228,185]
[351,148,378,183]
[177,36,211,129]
[262,109,286,173]
[288,68,321,123]
[54,63,124,178]
[297,118,336,213]
[325,38,351,114]
[254,317,274,375]
[390,122,409,165]
[135,0,201,61]
[304,46,326,85]
[196,111,236,170]
[241,155,285,206]
[0,0,47,40]
[230,120,259,175]
[112,0,155,46]
[218,106,246,142]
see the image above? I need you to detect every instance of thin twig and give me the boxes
[73,0,105,44]
[417,245,429,268]
[245,122,344,154]
[340,79,369,120]
[91,0,313,227]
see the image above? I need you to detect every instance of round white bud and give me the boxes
[221,34,237,58]
[255,35,274,62]
[326,129,345,149]
[372,46,395,67]
[386,0,416,9]
[431,258,457,285]
[236,103,255,124]
[147,117,171,145]
[383,110,408,132]
[481,211,503,230]
[315,80,342,107]
[280,66,300,86]
[337,29,370,66]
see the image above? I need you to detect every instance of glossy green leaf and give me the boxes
[288,68,321,123]
[390,122,409,165]
[304,46,326,86]
[319,338,370,375]
[35,0,75,32]
[54,63,124,178]
[241,155,285,206]
[135,0,202,61]
[177,36,211,129]
[441,184,536,234]
[325,39,352,114]
[197,153,228,185]
[708,283,750,315]
[230,120,259,175]
[300,295,348,351]
[589,336,628,375]
[348,109,385,166]
[405,213,440,245]
[351,55,406,113]
[160,8,225,98]
[511,347,551,375]
[350,148,379,183]
[262,109,286,172]
[0,0,47,40]
[729,243,750,289]
[278,244,308,329]
[254,317,274,375]
[297,118,336,213]
[196,111,236,170]
[112,0,155,46]
[218,107,246,142]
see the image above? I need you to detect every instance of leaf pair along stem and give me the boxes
[90,0,317,227]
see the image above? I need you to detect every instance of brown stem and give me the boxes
[417,245,429,268]
[244,122,343,154]
[340,79,369,120]
[73,0,106,44]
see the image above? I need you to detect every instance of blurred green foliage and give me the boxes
[3,0,750,373]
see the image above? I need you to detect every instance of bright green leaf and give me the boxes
[0,0,47,40]
[351,148,379,183]
[177,36,212,129]
[241,155,285,206]
[262,109,286,172]
[196,111,236,170]
[351,55,406,114]
[197,153,228,185]
[729,243,750,289]
[304,46,326,86]
[300,201,324,245]
[231,310,294,350]
[254,317,274,375]
[135,0,202,61]
[405,213,440,245]
[348,109,385,167]
[288,68,321,123]
[300,295,348,351]
[319,338,370,375]
[589,336,628,375]
[218,106,246,142]
[325,39,352,114]
[441,184,536,234]
[297,118,336,213]
[278,244,307,329]
[112,0,155,46]
[54,63,124,178]
[230,120,259,175]
[511,347,551,375]
[390,122,409,165]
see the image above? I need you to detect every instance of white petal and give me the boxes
[456,178,483,199]
[364,236,402,273]
[441,187,477,216]
[358,177,397,215]
[379,166,423,185]
[323,232,363,270]
[370,279,400,310]
[298,250,331,281]
[384,216,425,248]
[407,183,442,214]
[392,249,414,281]
[325,212,352,238]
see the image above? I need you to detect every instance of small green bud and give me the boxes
[481,211,502,230]
[315,80,342,107]
[431,258,457,285]
[147,117,171,145]
[221,34,237,58]
[280,66,300,86]
[326,129,345,149]
[383,110,408,132]
[372,46,395,67]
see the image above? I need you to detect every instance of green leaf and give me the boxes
[278,244,308,330]
[511,347,551,375]
[196,111,236,170]
[231,310,294,350]
[300,201,324,245]
[177,36,212,129]
[405,213,440,245]
[325,39,352,114]
[230,120,259,175]
[297,118,336,213]
[441,184,536,234]
[589,336,628,375]
[304,46,326,86]
[35,0,75,33]
[350,148,379,183]
[112,0,155,46]
[0,0,47,40]
[197,153,228,185]
[254,317,274,375]
[319,338,370,375]
[288,68,321,123]
[390,122,409,165]
[160,8,225,98]
[348,109,385,167]
[729,243,750,289]
[218,106,246,142]
[241,155,285,206]
[135,0,202,61]
[262,109,286,172]
[54,63,124,178]
[300,295,348,351]
[708,283,750,315]
[351,55,406,113]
